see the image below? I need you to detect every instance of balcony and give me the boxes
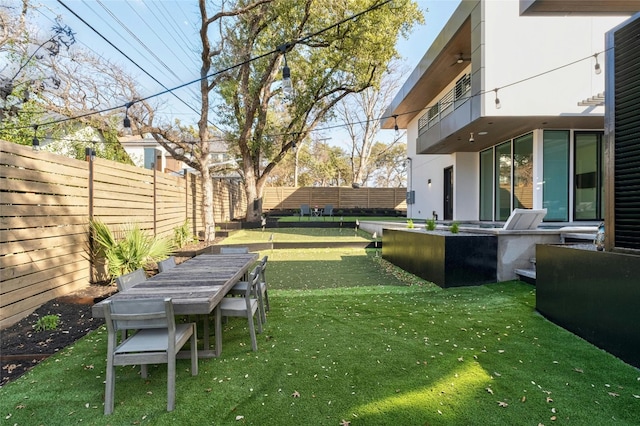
[418,73,471,136]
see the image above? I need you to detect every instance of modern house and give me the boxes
[382,0,632,224]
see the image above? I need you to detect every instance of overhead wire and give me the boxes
[1,0,608,144]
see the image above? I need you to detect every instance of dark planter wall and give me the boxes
[536,245,640,368]
[382,229,497,288]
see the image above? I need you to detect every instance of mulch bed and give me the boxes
[0,285,117,387]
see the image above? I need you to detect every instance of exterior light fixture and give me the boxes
[32,125,40,152]
[428,178,432,185]
[469,132,474,143]
[282,61,293,98]
[278,44,293,98]
[123,102,133,135]
[393,115,399,136]
[593,53,602,75]
[494,88,501,109]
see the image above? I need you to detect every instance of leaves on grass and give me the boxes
[339,420,351,426]
[497,401,508,407]
[608,392,619,397]
[292,391,300,398]
[235,415,244,421]
[546,397,553,403]
[573,368,584,373]
[486,387,494,395]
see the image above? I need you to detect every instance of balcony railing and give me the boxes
[418,73,471,135]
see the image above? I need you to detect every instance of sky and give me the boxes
[31,0,462,146]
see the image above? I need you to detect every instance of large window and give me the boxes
[543,131,569,221]
[480,132,534,221]
[513,133,533,209]
[479,149,493,220]
[574,132,604,220]
[495,141,512,221]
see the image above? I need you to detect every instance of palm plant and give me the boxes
[89,219,175,278]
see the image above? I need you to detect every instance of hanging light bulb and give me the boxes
[32,125,40,152]
[282,60,293,98]
[593,53,602,75]
[494,88,501,109]
[123,102,133,136]
[278,43,294,99]
[469,132,475,143]
[292,140,297,153]
[393,115,400,137]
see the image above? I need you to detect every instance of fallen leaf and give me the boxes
[458,356,464,362]
[608,392,619,397]
[486,387,494,394]
[546,397,553,403]
[235,415,244,421]
[633,394,640,399]
[551,407,557,413]
[497,401,508,407]
[521,396,526,403]
[494,372,501,377]
[339,420,351,426]
[574,368,584,373]
[292,391,300,398]
[550,416,557,421]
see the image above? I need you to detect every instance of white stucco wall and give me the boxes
[481,1,626,116]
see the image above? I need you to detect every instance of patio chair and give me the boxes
[300,204,310,221]
[103,298,198,415]
[502,208,547,230]
[157,256,176,272]
[227,256,270,323]
[322,204,334,220]
[115,268,146,292]
[219,265,263,351]
[220,246,249,254]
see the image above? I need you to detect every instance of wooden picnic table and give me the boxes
[92,253,258,358]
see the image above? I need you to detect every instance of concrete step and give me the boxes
[515,268,536,284]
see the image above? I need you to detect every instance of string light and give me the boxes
[393,115,399,136]
[123,102,133,135]
[32,125,40,152]
[469,132,474,143]
[593,53,602,75]
[494,88,501,109]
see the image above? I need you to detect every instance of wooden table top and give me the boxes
[92,253,258,318]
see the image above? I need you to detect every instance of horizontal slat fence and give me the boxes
[262,187,407,211]
[0,141,242,328]
[1,140,404,328]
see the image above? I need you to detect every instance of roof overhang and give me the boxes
[421,115,604,154]
[382,1,476,129]
[520,0,640,16]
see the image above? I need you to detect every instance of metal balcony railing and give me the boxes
[418,73,471,135]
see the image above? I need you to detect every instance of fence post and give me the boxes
[85,147,95,284]
[152,164,157,237]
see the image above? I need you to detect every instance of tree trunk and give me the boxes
[200,167,216,243]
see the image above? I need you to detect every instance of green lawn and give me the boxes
[1,247,638,425]
[223,228,374,243]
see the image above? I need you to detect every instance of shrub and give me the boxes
[426,218,436,231]
[450,222,460,234]
[89,219,175,278]
[34,315,59,332]
[406,219,414,229]
[174,220,197,248]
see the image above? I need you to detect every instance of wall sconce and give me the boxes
[428,178,432,185]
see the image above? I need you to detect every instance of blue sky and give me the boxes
[33,0,461,144]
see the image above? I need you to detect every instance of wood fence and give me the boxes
[262,187,407,211]
[0,140,405,328]
[0,141,244,328]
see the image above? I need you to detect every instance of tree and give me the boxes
[336,62,406,187]
[1,1,76,123]
[370,141,407,187]
[212,0,422,220]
